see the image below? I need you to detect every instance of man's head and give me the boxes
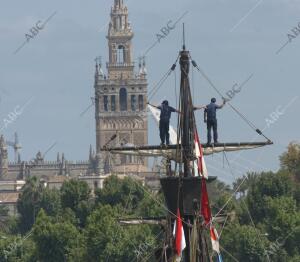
[211,98,216,103]
[162,100,169,106]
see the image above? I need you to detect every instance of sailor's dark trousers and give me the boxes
[159,120,170,145]
[207,119,218,144]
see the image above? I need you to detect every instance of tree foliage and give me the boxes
[3,143,300,261]
[223,143,300,261]
[95,175,145,211]
[16,177,44,233]
[60,179,92,227]
[33,209,83,262]
[222,223,270,261]
[280,142,300,181]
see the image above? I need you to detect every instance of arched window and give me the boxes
[103,96,108,111]
[131,95,136,111]
[117,45,125,63]
[119,88,127,111]
[138,95,144,111]
[139,95,144,111]
[111,95,116,111]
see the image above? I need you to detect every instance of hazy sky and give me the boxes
[0,0,299,184]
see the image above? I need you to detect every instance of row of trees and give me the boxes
[0,176,164,261]
[221,143,300,261]
[0,142,299,261]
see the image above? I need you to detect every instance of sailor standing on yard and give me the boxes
[148,100,180,145]
[194,97,226,145]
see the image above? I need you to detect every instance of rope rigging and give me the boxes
[190,57,271,142]
[148,55,179,101]
[148,53,271,143]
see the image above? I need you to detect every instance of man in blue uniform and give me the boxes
[148,100,180,145]
[194,98,226,145]
[204,98,226,145]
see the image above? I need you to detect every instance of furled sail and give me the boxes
[102,141,273,162]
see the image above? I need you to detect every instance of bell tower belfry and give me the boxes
[107,0,134,79]
[94,0,148,173]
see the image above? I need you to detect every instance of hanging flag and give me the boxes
[194,130,208,178]
[173,208,186,256]
[201,177,211,225]
[210,226,223,262]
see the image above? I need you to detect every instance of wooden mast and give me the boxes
[179,24,194,178]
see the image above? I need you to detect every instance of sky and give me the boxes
[0,0,299,184]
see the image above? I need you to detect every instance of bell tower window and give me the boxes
[111,95,116,111]
[138,95,144,111]
[119,88,127,111]
[103,96,108,111]
[117,45,125,63]
[131,95,136,111]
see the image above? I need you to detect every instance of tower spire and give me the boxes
[142,56,147,75]
[89,144,93,161]
[94,57,99,77]
[138,56,142,74]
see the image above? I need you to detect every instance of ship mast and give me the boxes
[179,25,194,177]
[178,25,207,262]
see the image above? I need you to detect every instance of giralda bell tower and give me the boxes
[94,0,148,173]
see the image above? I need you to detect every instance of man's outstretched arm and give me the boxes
[147,102,159,109]
[170,107,181,114]
[193,105,207,111]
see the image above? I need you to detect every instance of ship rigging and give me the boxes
[102,25,273,262]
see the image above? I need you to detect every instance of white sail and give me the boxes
[148,105,178,144]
